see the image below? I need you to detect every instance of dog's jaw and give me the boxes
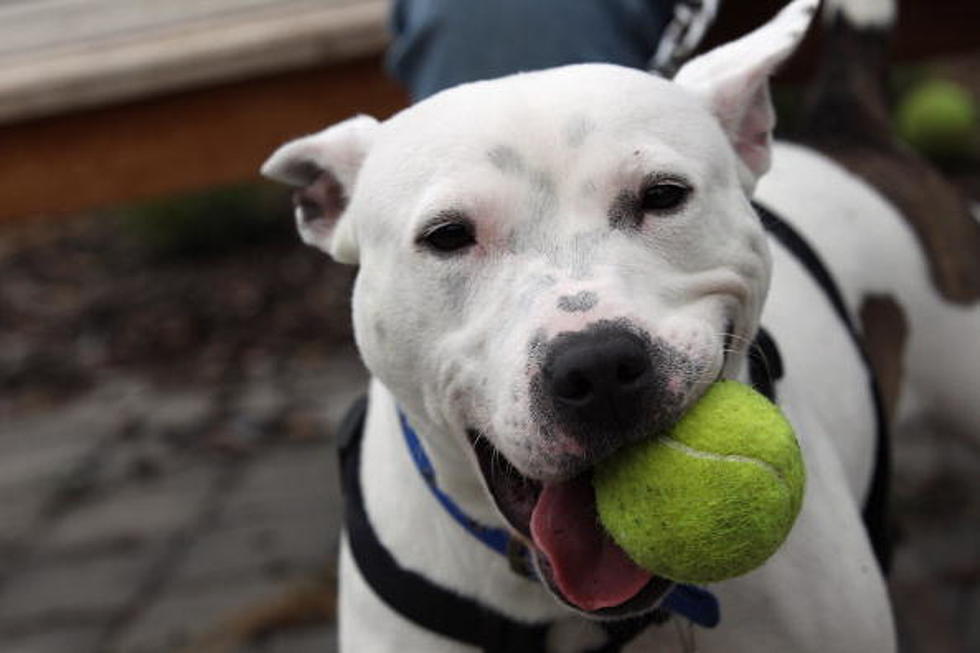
[467,425,676,616]
[456,304,756,616]
[468,427,540,540]
[464,328,739,616]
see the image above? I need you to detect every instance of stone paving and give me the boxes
[0,346,365,653]
[3,345,980,653]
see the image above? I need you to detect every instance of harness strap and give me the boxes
[398,410,514,560]
[399,408,720,629]
[339,397,666,652]
[754,202,892,572]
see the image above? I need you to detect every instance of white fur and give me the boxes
[757,143,980,451]
[261,114,377,262]
[346,64,767,486]
[675,0,818,189]
[334,139,906,653]
[252,0,980,649]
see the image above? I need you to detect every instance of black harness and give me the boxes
[340,397,670,652]
[754,203,892,572]
[335,203,891,652]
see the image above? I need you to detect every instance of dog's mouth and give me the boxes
[461,321,739,614]
[467,430,672,615]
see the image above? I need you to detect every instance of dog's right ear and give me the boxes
[261,115,379,264]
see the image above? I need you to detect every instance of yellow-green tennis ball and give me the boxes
[896,79,977,158]
[593,381,805,584]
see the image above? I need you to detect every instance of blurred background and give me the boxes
[0,1,977,652]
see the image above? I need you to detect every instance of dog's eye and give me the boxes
[420,221,477,253]
[641,182,690,212]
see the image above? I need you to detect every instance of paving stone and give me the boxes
[86,436,177,489]
[140,391,214,440]
[108,574,311,653]
[287,349,367,432]
[40,465,215,554]
[237,380,289,429]
[0,552,151,627]
[0,386,150,569]
[0,379,146,460]
[0,487,47,549]
[1,627,102,653]
[0,380,132,446]
[0,440,94,494]
[0,377,163,503]
[164,444,343,590]
[218,445,341,528]
[171,517,333,589]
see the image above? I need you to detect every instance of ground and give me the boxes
[0,209,359,653]
[0,183,976,653]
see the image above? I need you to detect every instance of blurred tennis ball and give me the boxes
[896,79,977,159]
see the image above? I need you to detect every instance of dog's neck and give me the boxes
[358,353,757,623]
[360,378,571,622]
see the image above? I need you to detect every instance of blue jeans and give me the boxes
[388,0,676,101]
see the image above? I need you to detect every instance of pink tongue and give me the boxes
[530,475,653,611]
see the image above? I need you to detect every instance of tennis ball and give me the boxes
[896,79,977,159]
[593,380,804,584]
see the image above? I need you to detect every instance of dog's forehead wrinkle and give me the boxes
[553,229,606,278]
[441,270,472,314]
[503,229,522,255]
[511,268,561,314]
[487,145,526,176]
[527,168,559,220]
[370,67,721,187]
[485,147,560,226]
[564,114,597,148]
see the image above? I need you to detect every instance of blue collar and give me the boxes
[398,409,720,629]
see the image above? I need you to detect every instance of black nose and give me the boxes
[542,325,660,444]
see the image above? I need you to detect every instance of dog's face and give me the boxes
[264,0,817,619]
[350,64,769,481]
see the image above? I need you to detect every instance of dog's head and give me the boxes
[264,0,817,618]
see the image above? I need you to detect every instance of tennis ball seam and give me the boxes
[660,436,789,488]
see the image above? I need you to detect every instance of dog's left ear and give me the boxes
[674,0,819,191]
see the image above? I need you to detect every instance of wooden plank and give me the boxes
[0,56,407,221]
[0,0,389,123]
[0,0,308,57]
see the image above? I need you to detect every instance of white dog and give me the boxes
[260,0,979,650]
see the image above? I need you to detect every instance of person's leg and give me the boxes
[388,0,676,101]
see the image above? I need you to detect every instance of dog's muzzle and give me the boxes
[534,321,682,465]
[544,326,656,435]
